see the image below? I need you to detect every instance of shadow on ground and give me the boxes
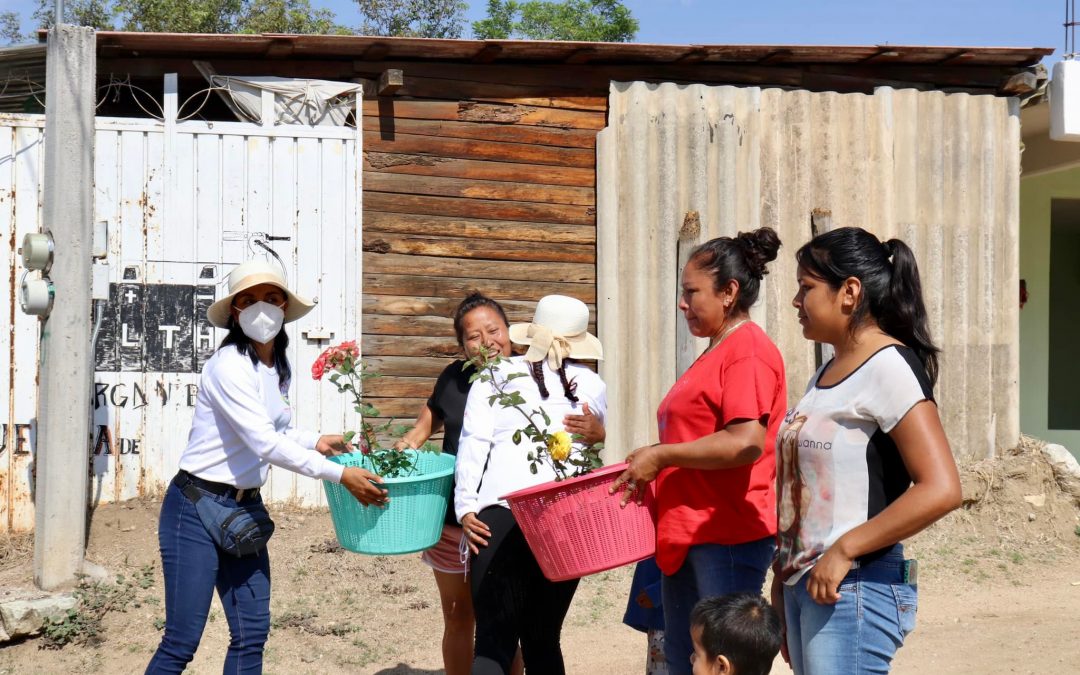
[373,664,443,675]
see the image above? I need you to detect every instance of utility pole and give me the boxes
[33,24,96,591]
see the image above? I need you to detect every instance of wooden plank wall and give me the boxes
[357,64,606,427]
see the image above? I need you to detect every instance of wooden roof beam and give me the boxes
[378,68,404,96]
[472,44,503,63]
[757,49,793,65]
[263,38,296,58]
[360,42,391,61]
[999,70,1038,96]
[564,47,597,64]
[861,49,901,64]
[936,50,975,65]
[675,48,709,64]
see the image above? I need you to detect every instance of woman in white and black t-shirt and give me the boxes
[773,227,962,675]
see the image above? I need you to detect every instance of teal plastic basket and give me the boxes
[323,450,455,555]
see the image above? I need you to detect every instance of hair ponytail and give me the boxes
[530,360,549,399]
[878,238,939,385]
[796,227,940,386]
[528,359,579,402]
[557,362,579,403]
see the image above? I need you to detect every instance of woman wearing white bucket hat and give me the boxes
[392,293,605,675]
[147,260,387,674]
[455,294,607,675]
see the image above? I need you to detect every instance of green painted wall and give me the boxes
[1020,166,1080,456]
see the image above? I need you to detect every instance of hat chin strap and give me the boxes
[524,324,574,370]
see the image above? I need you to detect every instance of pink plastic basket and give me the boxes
[500,462,656,582]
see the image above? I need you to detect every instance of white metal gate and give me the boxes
[1,85,362,531]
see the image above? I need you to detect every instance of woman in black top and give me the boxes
[396,293,602,675]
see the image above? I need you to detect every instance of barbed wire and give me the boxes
[99,75,164,118]
[0,74,46,109]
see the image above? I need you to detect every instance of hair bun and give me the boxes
[735,227,781,279]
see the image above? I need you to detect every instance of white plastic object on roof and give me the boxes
[208,74,363,127]
[1050,59,1080,141]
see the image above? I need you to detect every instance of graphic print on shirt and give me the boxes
[775,409,835,580]
[776,411,809,576]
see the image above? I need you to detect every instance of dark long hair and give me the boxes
[219,318,292,389]
[452,292,510,349]
[688,227,782,313]
[795,227,940,386]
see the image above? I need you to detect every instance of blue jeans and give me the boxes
[662,537,775,675]
[783,545,917,675]
[146,481,271,674]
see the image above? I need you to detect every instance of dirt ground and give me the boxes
[1,438,1078,674]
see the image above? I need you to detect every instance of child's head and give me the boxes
[690,593,782,675]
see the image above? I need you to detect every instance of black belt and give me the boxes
[174,470,260,502]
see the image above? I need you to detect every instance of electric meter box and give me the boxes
[1051,60,1080,141]
[20,232,53,271]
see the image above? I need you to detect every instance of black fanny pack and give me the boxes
[174,471,275,557]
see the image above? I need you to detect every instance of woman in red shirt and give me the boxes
[614,227,787,675]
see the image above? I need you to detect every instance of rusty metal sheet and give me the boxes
[0,122,43,532]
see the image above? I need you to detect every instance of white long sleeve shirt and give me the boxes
[454,356,607,522]
[179,345,345,489]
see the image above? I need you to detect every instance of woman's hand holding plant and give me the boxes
[316,434,352,457]
[314,341,440,480]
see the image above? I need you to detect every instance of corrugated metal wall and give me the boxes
[598,81,1020,461]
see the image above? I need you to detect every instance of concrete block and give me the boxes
[0,594,76,639]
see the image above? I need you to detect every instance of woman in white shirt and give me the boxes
[146,260,385,674]
[455,294,606,675]
[773,228,961,674]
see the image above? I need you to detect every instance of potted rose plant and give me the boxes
[313,341,456,555]
[467,347,604,481]
[468,347,656,582]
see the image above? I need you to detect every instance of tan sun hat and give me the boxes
[509,294,603,368]
[207,260,316,328]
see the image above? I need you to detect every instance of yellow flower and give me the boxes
[547,431,572,462]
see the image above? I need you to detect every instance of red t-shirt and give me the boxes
[654,321,786,575]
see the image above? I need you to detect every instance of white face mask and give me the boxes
[238,301,285,344]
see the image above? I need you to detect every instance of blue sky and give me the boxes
[4,0,1067,63]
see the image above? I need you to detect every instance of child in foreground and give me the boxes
[690,594,782,675]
